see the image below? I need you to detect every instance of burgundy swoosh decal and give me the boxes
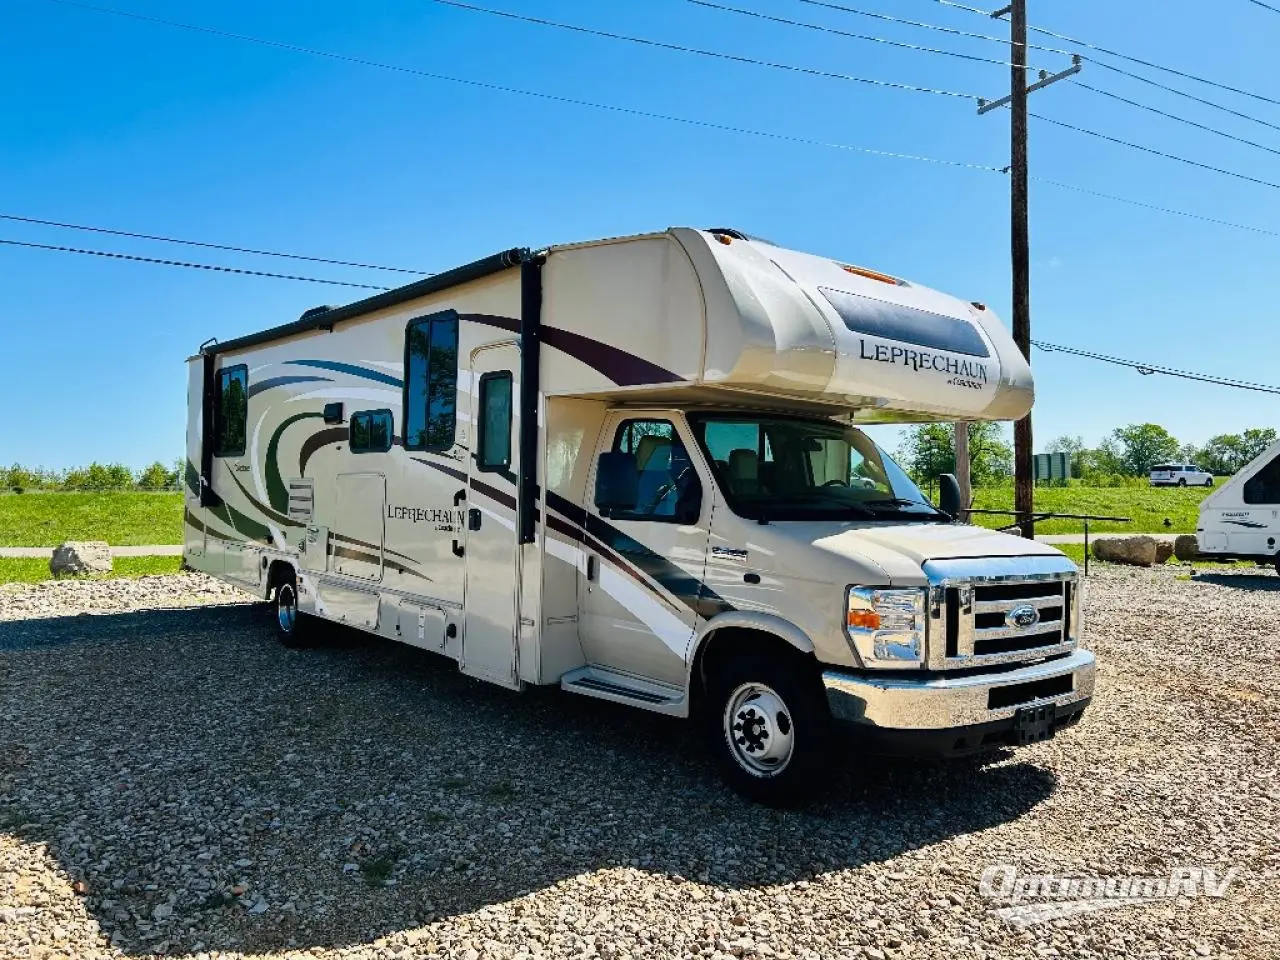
[460,313,681,386]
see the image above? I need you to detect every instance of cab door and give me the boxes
[577,414,711,686]
[460,344,522,689]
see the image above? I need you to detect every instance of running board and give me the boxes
[560,667,688,717]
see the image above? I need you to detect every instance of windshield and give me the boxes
[688,414,944,522]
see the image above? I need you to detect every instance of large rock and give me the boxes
[1173,534,1200,561]
[1093,535,1159,567]
[1155,541,1174,565]
[49,541,112,577]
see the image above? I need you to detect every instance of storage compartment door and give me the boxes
[333,473,386,581]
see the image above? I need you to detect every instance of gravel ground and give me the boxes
[1,567,1278,960]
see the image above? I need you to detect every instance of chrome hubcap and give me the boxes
[277,584,297,633]
[724,683,795,776]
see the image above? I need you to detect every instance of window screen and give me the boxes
[214,365,248,457]
[476,372,513,471]
[1244,455,1280,504]
[350,409,393,454]
[404,312,459,451]
[820,287,990,358]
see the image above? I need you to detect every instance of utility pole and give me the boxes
[954,421,971,518]
[978,3,1080,538]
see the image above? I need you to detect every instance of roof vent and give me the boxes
[299,305,334,321]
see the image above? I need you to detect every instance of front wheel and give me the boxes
[705,652,835,806]
[1177,478,1187,486]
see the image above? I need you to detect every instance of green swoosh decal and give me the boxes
[266,412,323,513]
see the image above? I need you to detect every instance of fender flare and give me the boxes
[686,610,816,688]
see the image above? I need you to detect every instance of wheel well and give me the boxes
[266,560,296,599]
[690,627,814,715]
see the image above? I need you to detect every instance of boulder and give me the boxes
[49,541,112,577]
[1173,534,1200,562]
[1093,535,1159,567]
[1155,541,1174,565]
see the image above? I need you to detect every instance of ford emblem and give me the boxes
[1006,604,1040,629]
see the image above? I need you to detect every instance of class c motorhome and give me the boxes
[1196,437,1280,571]
[185,227,1094,804]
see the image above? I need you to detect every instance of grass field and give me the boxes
[0,492,184,547]
[970,483,1212,535]
[0,555,183,584]
[0,484,1214,548]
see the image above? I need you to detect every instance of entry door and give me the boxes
[577,414,711,686]
[461,345,521,689]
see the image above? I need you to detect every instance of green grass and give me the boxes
[0,555,183,585]
[0,491,183,547]
[970,484,1212,535]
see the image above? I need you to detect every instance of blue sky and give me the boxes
[3,0,1279,469]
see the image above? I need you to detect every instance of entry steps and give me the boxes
[560,666,687,717]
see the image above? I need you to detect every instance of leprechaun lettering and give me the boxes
[858,339,989,383]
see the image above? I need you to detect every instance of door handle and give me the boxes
[586,555,597,581]
[453,488,467,506]
[452,540,465,558]
[468,508,482,531]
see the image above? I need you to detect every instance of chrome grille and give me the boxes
[923,557,1080,670]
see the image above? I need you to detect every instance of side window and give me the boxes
[404,312,459,451]
[476,372,513,472]
[350,410,393,454]
[214,364,248,457]
[1244,456,1280,505]
[599,419,701,522]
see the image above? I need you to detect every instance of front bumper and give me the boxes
[822,648,1095,756]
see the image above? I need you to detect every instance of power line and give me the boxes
[1245,0,1280,14]
[810,0,1280,134]
[918,0,1280,109]
[30,0,1280,244]
[1072,82,1280,158]
[419,0,977,99]
[1030,111,1280,191]
[686,0,1014,68]
[1033,341,1280,396]
[0,213,425,274]
[0,238,392,289]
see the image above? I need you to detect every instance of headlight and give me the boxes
[846,586,926,667]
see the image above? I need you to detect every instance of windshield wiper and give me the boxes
[861,498,949,518]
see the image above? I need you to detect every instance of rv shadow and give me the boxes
[1191,570,1280,591]
[0,605,1057,956]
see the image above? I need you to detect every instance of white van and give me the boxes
[184,227,1093,804]
[1196,438,1280,572]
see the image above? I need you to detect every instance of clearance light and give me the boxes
[716,234,734,246]
[840,263,901,286]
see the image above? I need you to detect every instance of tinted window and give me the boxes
[350,409,393,454]
[404,312,459,451]
[215,365,248,457]
[1244,455,1280,504]
[600,419,701,522]
[821,287,990,358]
[477,372,513,471]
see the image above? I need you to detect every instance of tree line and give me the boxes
[2,461,183,493]
[896,423,1277,487]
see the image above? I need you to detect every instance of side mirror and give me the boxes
[937,473,962,521]
[594,451,639,516]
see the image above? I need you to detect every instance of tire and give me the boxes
[1206,477,1214,487]
[273,572,314,648]
[704,651,835,807]
[1177,478,1187,486]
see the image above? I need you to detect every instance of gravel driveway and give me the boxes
[1,568,1278,959]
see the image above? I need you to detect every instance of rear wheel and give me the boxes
[1177,478,1187,486]
[1205,477,1214,487]
[273,571,314,648]
[705,652,835,806]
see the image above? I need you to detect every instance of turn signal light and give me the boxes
[847,608,881,631]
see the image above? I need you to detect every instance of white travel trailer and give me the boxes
[184,227,1094,804]
[1196,438,1280,571]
